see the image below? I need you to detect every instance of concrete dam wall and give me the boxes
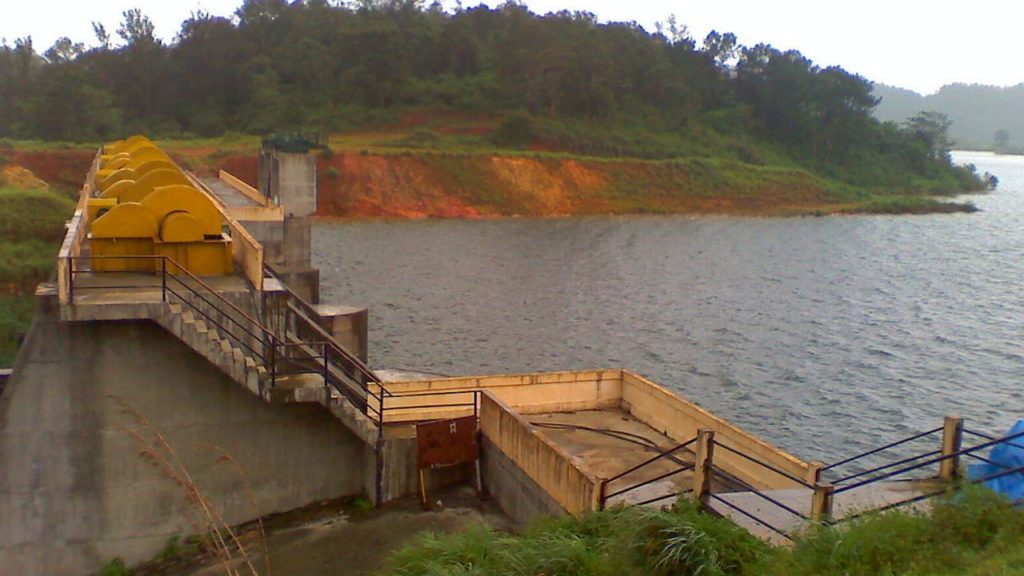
[0,292,368,574]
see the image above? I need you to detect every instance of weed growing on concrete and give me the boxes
[97,558,130,576]
[110,396,266,576]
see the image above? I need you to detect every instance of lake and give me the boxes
[313,151,1024,463]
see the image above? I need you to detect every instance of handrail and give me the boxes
[833,428,1024,495]
[285,301,382,387]
[713,440,815,488]
[69,255,275,340]
[964,427,1024,450]
[821,426,944,472]
[708,493,792,540]
[832,449,942,485]
[605,436,698,484]
[265,263,384,390]
[709,467,809,520]
[603,463,695,503]
[834,460,1024,525]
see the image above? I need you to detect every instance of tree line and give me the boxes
[0,0,981,189]
[874,82,1024,152]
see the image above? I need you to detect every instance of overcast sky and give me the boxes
[1,0,1019,95]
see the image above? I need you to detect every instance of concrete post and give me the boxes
[805,461,823,486]
[940,415,964,481]
[692,428,716,507]
[810,483,835,523]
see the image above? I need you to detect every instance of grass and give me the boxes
[380,487,1024,576]
[846,196,978,215]
[0,296,35,367]
[0,187,75,367]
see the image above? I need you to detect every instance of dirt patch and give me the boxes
[218,156,260,189]
[219,149,838,219]
[317,153,486,218]
[0,165,49,190]
[9,149,94,191]
[140,487,510,576]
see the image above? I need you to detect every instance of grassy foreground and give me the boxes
[381,487,1024,576]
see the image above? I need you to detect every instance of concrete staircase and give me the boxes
[155,302,270,399]
[153,301,381,446]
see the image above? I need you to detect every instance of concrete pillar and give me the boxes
[940,415,964,481]
[260,150,317,217]
[692,428,715,506]
[312,305,369,363]
[811,483,835,523]
[283,217,312,269]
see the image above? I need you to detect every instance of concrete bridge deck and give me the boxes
[200,176,262,208]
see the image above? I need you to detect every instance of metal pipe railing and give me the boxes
[834,428,1024,495]
[832,449,942,485]
[821,426,944,472]
[709,493,792,540]
[713,440,815,488]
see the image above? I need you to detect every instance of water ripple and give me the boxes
[314,151,1024,464]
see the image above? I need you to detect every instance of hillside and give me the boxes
[0,2,989,206]
[874,83,1024,151]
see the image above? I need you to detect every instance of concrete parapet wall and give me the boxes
[189,175,264,290]
[620,371,812,490]
[219,170,268,206]
[381,369,623,423]
[0,295,366,576]
[226,205,285,222]
[481,436,565,525]
[57,178,95,305]
[479,392,601,516]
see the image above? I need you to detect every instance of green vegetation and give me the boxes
[96,558,130,576]
[0,1,989,202]
[382,487,1024,576]
[0,187,75,366]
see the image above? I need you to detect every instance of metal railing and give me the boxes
[832,427,1024,497]
[598,436,698,509]
[821,426,945,485]
[65,254,484,426]
[702,440,818,541]
[66,255,385,416]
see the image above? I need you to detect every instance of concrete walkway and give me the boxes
[708,479,936,545]
[201,177,262,208]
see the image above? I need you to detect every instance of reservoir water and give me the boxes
[314,151,1024,463]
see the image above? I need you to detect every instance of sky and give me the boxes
[1,0,1020,95]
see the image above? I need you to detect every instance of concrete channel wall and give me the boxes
[0,293,367,576]
[620,371,814,490]
[479,392,602,516]
[380,369,623,423]
[385,369,813,507]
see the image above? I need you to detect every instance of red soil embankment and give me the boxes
[2,149,95,192]
[216,152,834,218]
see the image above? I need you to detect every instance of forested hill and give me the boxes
[874,83,1024,152]
[0,0,984,198]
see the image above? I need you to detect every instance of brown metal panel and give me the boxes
[417,416,479,470]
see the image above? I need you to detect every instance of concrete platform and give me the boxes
[528,409,695,507]
[69,272,251,306]
[709,479,936,545]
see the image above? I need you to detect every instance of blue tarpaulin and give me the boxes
[967,419,1024,502]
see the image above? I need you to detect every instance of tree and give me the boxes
[703,30,737,69]
[904,111,953,160]
[117,9,157,46]
[994,129,1010,150]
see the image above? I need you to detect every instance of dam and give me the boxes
[1,137,1018,575]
